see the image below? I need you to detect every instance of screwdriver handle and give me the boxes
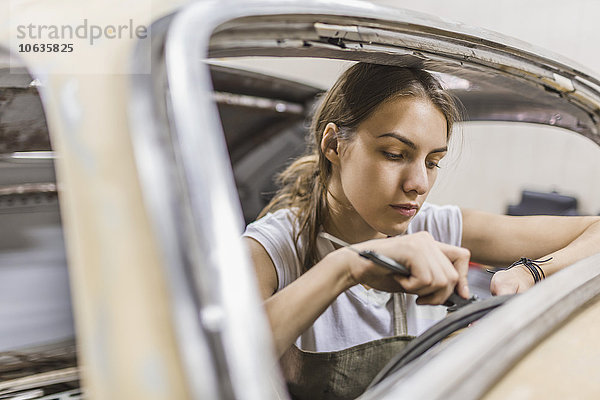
[359,248,478,310]
[359,250,410,276]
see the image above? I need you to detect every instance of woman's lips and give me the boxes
[390,204,418,217]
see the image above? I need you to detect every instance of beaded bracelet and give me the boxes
[487,257,553,283]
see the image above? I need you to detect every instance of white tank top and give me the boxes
[243,202,463,352]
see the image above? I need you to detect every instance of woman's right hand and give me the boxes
[339,231,471,305]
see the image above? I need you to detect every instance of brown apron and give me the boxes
[280,293,415,400]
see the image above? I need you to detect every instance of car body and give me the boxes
[1,0,600,399]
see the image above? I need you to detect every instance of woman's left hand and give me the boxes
[490,266,534,295]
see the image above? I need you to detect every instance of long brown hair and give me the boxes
[259,63,462,270]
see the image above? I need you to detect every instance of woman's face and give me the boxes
[334,96,448,237]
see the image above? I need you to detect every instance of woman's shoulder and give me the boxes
[408,202,462,246]
[245,208,299,233]
[243,208,303,290]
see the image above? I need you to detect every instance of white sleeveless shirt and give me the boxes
[243,202,463,352]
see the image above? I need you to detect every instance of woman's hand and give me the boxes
[490,266,534,295]
[343,231,471,305]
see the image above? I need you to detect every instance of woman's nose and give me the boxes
[401,161,429,195]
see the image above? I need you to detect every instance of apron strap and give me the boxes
[393,292,408,336]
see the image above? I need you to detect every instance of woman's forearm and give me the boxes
[265,249,357,356]
[539,219,600,276]
[491,218,600,295]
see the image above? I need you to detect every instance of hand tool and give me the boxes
[319,232,478,310]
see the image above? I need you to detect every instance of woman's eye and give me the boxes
[383,151,404,160]
[427,161,441,169]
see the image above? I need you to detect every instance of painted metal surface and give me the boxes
[206,4,600,143]
[484,296,600,399]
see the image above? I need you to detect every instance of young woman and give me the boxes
[242,63,600,398]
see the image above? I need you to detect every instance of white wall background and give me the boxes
[369,0,600,215]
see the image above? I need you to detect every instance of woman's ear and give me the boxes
[321,123,340,165]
